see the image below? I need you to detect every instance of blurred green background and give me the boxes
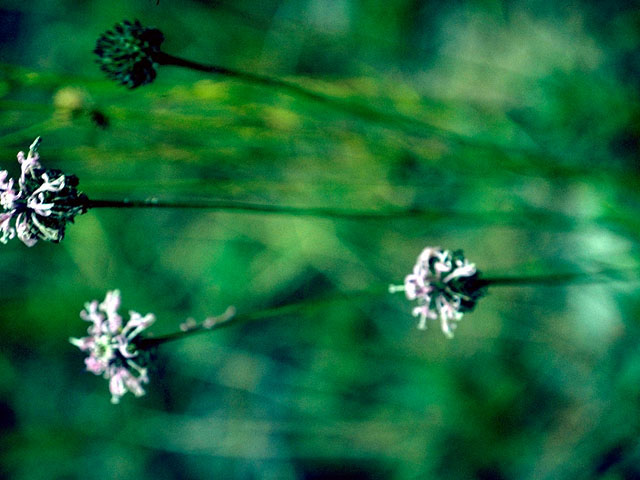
[1,0,640,478]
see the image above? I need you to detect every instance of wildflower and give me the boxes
[0,137,88,246]
[390,247,486,337]
[94,19,164,88]
[70,290,155,404]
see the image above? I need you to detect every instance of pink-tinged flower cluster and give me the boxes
[390,247,484,337]
[70,290,155,404]
[0,169,16,243]
[0,137,87,247]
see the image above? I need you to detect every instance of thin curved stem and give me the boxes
[156,52,417,126]
[138,308,238,348]
[140,265,637,350]
[138,287,382,349]
[154,52,537,155]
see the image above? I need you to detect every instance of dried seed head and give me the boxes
[95,19,164,88]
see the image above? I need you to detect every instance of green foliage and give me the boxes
[1,1,640,479]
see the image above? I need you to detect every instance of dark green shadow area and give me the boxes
[1,1,640,479]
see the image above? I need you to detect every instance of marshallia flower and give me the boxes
[94,19,165,88]
[0,137,88,247]
[390,247,486,337]
[70,290,155,404]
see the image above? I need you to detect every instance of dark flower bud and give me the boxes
[94,19,164,89]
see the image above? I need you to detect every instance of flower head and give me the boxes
[390,247,486,337]
[95,19,165,88]
[1,137,88,247]
[70,290,156,404]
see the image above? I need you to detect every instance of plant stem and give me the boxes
[156,52,413,124]
[83,198,597,227]
[480,267,634,287]
[137,287,381,349]
[154,51,507,151]
[86,197,437,220]
[140,266,636,350]
[138,308,238,348]
[389,268,637,294]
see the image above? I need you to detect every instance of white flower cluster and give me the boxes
[391,247,481,338]
[1,137,87,246]
[70,290,155,404]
